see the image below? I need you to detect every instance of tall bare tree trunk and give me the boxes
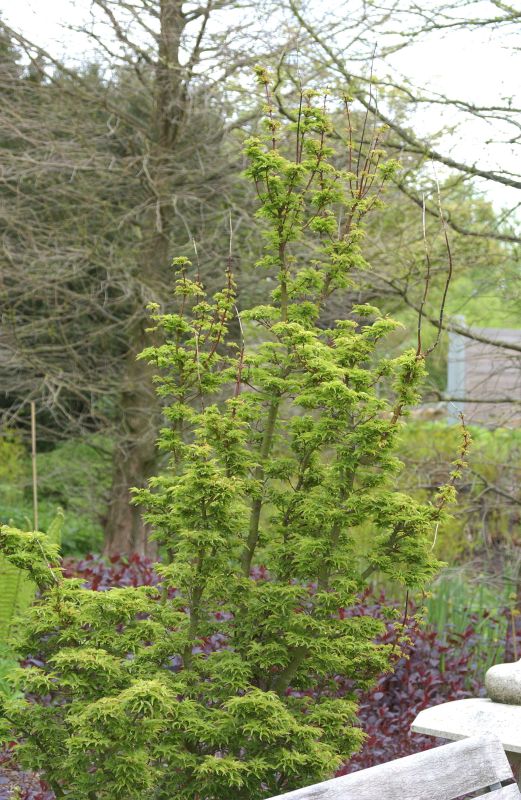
[103,1,185,556]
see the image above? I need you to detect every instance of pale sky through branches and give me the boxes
[388,8,521,215]
[2,0,520,213]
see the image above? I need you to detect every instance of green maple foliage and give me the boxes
[0,75,464,799]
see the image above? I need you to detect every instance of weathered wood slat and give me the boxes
[266,734,517,800]
[488,784,521,800]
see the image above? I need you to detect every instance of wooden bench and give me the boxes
[267,734,521,799]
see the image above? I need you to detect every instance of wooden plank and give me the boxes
[266,734,514,800]
[488,784,521,800]
[411,697,521,754]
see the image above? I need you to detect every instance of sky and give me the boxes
[2,0,520,214]
[389,17,520,214]
[2,0,90,58]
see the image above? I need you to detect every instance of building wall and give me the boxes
[447,327,521,427]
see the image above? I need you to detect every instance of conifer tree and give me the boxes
[0,76,466,800]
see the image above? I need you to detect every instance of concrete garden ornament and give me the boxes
[485,659,521,705]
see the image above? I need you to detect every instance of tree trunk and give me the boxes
[103,333,160,558]
[103,0,186,557]
[103,447,157,558]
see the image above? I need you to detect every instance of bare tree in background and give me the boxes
[284,0,521,404]
[0,1,293,556]
[287,0,521,208]
[281,0,521,563]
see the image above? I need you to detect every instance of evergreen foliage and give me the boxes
[0,78,464,799]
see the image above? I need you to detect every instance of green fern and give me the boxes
[0,509,63,643]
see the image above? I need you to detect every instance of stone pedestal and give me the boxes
[412,698,521,786]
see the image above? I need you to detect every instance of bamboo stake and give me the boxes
[30,400,38,531]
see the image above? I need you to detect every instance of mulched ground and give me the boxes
[0,747,53,800]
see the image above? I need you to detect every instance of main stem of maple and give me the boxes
[241,398,280,576]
